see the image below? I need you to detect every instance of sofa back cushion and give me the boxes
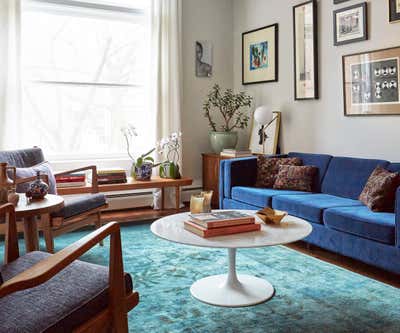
[387,163,400,173]
[321,156,390,200]
[0,148,45,168]
[288,152,332,192]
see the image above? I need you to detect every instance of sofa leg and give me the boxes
[41,214,55,253]
[95,212,104,246]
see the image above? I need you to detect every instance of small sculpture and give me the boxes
[26,171,48,200]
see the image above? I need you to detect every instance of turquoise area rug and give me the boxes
[1,223,400,333]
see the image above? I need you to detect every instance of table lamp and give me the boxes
[254,106,279,154]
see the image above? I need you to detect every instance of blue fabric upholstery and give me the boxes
[321,156,389,199]
[272,194,363,224]
[387,163,400,173]
[324,206,395,245]
[232,186,309,208]
[52,194,107,219]
[222,198,260,210]
[0,148,45,168]
[288,152,332,192]
[396,188,400,247]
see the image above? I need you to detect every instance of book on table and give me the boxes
[184,220,260,238]
[220,149,253,158]
[56,172,86,188]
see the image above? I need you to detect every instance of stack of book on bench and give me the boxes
[184,211,260,238]
[56,172,86,188]
[96,168,127,185]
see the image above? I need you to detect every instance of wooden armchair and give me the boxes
[0,203,139,332]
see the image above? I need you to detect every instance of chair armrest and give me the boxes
[396,187,400,247]
[0,204,19,264]
[219,157,257,207]
[15,174,49,186]
[55,165,98,193]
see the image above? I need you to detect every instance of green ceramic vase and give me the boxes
[209,131,238,153]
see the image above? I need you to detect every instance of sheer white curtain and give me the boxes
[0,0,22,149]
[150,0,183,209]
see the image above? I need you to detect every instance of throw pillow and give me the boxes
[359,166,400,212]
[9,161,57,195]
[273,165,318,192]
[255,156,303,188]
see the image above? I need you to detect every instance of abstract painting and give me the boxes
[250,41,268,70]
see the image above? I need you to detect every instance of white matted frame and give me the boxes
[249,111,281,154]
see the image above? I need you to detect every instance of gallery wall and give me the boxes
[233,0,400,161]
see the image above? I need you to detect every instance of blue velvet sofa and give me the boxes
[219,152,400,275]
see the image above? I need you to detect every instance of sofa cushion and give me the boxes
[321,156,389,200]
[51,193,106,219]
[255,156,302,188]
[272,194,363,224]
[274,165,318,192]
[359,166,400,212]
[231,186,309,208]
[0,251,133,332]
[324,206,396,245]
[288,152,333,192]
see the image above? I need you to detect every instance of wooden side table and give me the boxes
[202,153,232,208]
[15,194,64,252]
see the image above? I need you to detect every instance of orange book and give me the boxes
[184,220,261,238]
[188,217,255,229]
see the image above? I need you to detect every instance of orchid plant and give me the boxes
[156,132,182,179]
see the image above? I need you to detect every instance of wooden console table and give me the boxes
[57,176,193,211]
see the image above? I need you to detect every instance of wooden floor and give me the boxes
[104,208,400,289]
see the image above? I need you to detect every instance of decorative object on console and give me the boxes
[0,163,16,205]
[249,107,281,154]
[203,84,252,153]
[273,165,318,192]
[242,23,278,84]
[343,46,400,116]
[359,166,400,212]
[256,207,288,225]
[334,3,368,46]
[293,0,318,100]
[255,156,303,188]
[157,132,182,179]
[26,171,49,200]
[389,0,400,23]
[195,41,213,77]
[190,191,213,214]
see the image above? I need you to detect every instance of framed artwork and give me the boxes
[242,23,278,85]
[342,46,400,116]
[293,0,318,100]
[195,41,213,77]
[389,0,400,23]
[334,3,368,46]
[334,0,350,4]
[249,111,281,154]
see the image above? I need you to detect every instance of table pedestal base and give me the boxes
[190,248,275,307]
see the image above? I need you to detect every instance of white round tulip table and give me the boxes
[151,210,312,307]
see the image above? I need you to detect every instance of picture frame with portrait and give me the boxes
[389,0,400,23]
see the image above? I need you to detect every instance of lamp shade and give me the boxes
[254,106,272,125]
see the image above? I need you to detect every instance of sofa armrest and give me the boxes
[396,187,400,247]
[219,157,257,207]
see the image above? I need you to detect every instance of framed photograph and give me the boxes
[334,0,350,4]
[342,46,400,116]
[195,41,212,77]
[242,23,278,85]
[334,3,368,46]
[293,0,318,100]
[389,0,400,23]
[249,111,281,154]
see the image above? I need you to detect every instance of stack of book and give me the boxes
[184,211,260,238]
[96,168,127,185]
[56,173,86,188]
[220,149,253,158]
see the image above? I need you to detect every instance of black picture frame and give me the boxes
[333,2,368,46]
[334,0,350,4]
[293,0,319,100]
[242,23,279,85]
[389,0,400,23]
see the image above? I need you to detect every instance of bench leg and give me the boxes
[175,186,180,212]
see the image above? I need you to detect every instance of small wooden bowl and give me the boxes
[256,207,288,225]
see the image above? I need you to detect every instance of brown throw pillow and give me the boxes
[255,156,303,188]
[359,166,400,212]
[273,165,318,192]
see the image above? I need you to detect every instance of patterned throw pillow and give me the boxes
[273,165,318,192]
[359,166,400,212]
[255,156,303,188]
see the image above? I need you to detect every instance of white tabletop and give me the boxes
[151,210,312,249]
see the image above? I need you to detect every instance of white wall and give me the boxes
[233,0,400,161]
[182,0,234,181]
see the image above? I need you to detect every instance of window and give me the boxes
[21,0,153,160]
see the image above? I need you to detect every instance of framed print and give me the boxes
[342,46,400,116]
[389,0,400,23]
[293,0,319,100]
[242,23,278,85]
[334,3,368,46]
[334,0,350,3]
[195,41,213,77]
[249,111,281,154]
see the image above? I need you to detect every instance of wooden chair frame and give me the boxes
[0,203,139,333]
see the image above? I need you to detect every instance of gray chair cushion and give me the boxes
[0,148,45,168]
[0,251,133,333]
[52,194,107,219]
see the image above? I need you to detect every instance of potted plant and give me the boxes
[203,84,253,153]
[157,132,182,179]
